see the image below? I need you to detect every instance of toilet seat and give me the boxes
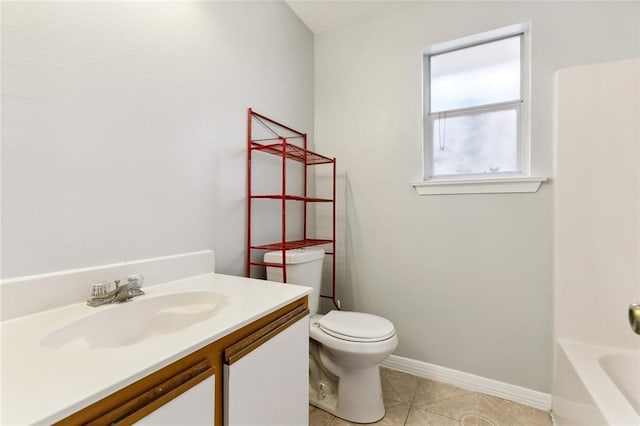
[316,311,395,343]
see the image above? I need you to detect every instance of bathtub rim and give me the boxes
[557,339,640,426]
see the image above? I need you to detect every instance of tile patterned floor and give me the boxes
[309,367,553,426]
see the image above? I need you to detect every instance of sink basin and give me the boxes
[41,291,229,350]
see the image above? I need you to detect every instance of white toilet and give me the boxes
[265,248,398,424]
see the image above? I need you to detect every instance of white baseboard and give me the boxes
[382,355,551,411]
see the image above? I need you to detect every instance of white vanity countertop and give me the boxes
[0,273,311,425]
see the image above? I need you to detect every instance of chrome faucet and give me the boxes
[87,275,145,307]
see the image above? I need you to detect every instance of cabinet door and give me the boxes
[135,375,215,425]
[224,316,309,426]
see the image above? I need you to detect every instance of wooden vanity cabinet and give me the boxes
[135,375,215,425]
[56,296,309,426]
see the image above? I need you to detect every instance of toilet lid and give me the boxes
[317,311,395,342]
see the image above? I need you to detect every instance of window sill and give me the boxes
[411,176,547,195]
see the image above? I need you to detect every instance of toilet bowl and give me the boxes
[309,311,398,423]
[265,248,398,423]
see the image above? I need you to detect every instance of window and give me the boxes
[414,23,545,195]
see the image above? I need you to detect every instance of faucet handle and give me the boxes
[629,303,640,335]
[127,274,145,297]
[127,274,144,289]
[90,281,111,299]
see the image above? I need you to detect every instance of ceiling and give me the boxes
[285,1,402,34]
[285,1,611,34]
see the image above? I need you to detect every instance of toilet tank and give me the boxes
[264,248,324,315]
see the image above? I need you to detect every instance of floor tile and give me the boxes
[374,399,411,425]
[310,405,334,426]
[330,417,352,425]
[479,395,552,425]
[461,414,479,426]
[405,406,463,425]
[477,395,523,426]
[412,378,475,409]
[420,393,478,421]
[380,366,420,404]
[312,369,552,426]
[330,399,410,426]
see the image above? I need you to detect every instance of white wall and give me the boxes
[314,2,639,392]
[554,58,640,349]
[1,1,313,278]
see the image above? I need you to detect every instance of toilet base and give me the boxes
[309,365,385,424]
[309,388,338,417]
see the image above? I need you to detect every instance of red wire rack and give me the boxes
[246,108,338,309]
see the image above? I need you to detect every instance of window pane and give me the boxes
[430,36,521,113]
[431,109,518,175]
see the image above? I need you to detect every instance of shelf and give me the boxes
[250,195,333,203]
[247,108,337,308]
[251,141,334,165]
[250,239,333,251]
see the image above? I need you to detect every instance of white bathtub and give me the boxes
[553,339,640,426]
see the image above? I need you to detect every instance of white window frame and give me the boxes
[413,23,546,195]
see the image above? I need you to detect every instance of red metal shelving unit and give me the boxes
[246,108,338,309]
